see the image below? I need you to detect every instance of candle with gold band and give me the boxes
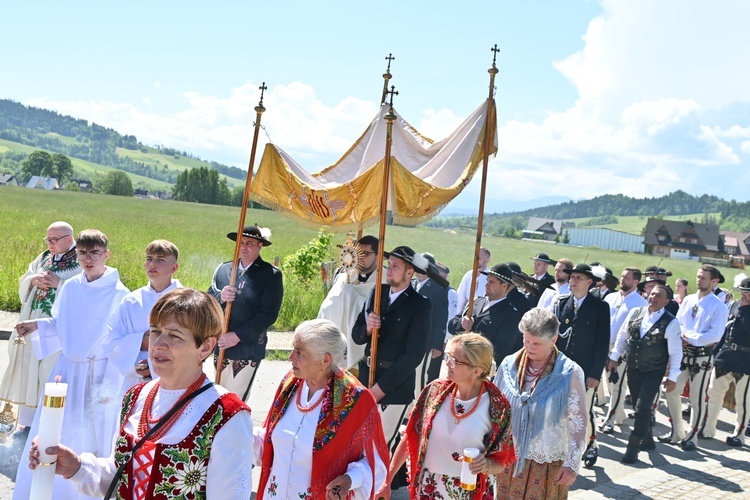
[30,378,67,500]
[460,447,480,490]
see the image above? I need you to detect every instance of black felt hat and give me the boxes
[530,253,557,265]
[481,263,515,286]
[384,246,449,288]
[563,263,601,282]
[226,225,272,246]
[737,277,750,292]
[637,276,666,292]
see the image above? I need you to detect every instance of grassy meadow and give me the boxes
[1,187,745,329]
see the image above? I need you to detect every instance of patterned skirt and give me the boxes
[496,460,569,500]
[417,466,496,499]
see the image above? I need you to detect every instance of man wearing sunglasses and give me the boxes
[0,221,80,431]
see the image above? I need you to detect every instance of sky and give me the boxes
[2,0,750,213]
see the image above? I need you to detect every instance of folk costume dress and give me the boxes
[69,378,253,499]
[403,379,515,500]
[495,349,587,500]
[255,369,389,499]
[13,267,129,500]
[102,279,183,399]
[0,246,80,426]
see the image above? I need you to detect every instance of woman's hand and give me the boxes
[29,437,82,479]
[554,465,577,486]
[325,474,352,499]
[462,454,494,475]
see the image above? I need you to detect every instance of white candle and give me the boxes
[460,447,481,490]
[29,380,67,500]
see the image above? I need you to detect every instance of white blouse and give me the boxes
[253,382,387,499]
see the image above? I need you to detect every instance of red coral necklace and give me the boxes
[295,381,326,413]
[450,382,485,424]
[138,373,207,440]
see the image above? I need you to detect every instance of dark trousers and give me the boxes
[627,368,664,440]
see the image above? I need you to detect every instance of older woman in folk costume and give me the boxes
[0,221,80,431]
[28,288,254,498]
[14,229,129,500]
[389,333,515,499]
[495,307,586,499]
[255,319,389,499]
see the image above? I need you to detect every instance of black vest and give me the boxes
[715,302,750,375]
[627,308,675,373]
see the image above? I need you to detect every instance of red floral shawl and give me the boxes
[257,369,390,499]
[404,379,515,499]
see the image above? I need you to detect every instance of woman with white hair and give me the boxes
[494,307,587,499]
[255,319,389,499]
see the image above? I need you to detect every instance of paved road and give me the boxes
[1,321,750,498]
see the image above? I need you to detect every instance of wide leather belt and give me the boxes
[684,344,715,357]
[366,356,394,369]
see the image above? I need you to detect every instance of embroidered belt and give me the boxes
[366,356,394,368]
[683,344,715,357]
[728,343,750,353]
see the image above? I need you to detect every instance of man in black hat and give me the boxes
[528,253,556,307]
[608,284,682,464]
[505,262,532,317]
[208,225,283,402]
[352,245,431,451]
[554,263,611,467]
[412,252,450,390]
[659,264,729,451]
[448,263,522,367]
[701,277,750,446]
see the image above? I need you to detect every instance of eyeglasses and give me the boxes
[43,235,71,244]
[77,250,104,261]
[444,353,472,369]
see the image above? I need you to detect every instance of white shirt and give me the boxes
[605,289,648,344]
[676,292,730,346]
[610,307,683,381]
[457,270,487,314]
[253,382,386,499]
[538,282,569,312]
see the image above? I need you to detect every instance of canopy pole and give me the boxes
[465,46,500,326]
[369,85,399,388]
[215,83,267,385]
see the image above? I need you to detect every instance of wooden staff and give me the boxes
[369,85,399,388]
[465,45,500,325]
[215,83,267,385]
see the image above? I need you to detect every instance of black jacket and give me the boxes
[555,293,610,381]
[352,284,431,405]
[208,256,283,361]
[528,273,555,307]
[448,296,522,366]
[715,301,750,375]
[415,278,448,351]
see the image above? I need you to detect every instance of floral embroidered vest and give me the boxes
[113,384,247,499]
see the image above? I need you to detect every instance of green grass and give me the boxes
[0,139,171,191]
[1,188,745,329]
[567,213,723,235]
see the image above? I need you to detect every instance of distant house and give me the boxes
[523,217,575,241]
[70,179,92,193]
[643,218,723,259]
[566,227,644,253]
[0,174,18,186]
[721,231,750,263]
[26,176,59,190]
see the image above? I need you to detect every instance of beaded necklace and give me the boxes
[295,381,327,413]
[450,382,485,424]
[138,373,207,440]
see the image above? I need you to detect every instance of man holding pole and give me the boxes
[352,245,431,450]
[208,225,283,402]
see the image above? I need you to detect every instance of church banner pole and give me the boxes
[369,85,399,388]
[215,82,267,385]
[465,46,499,326]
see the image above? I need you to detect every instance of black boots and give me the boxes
[621,434,641,464]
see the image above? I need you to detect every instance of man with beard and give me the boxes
[538,258,574,311]
[554,263,611,467]
[601,267,647,434]
[608,285,682,464]
[659,264,729,451]
[318,235,383,370]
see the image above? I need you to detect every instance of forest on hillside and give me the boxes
[0,99,246,184]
